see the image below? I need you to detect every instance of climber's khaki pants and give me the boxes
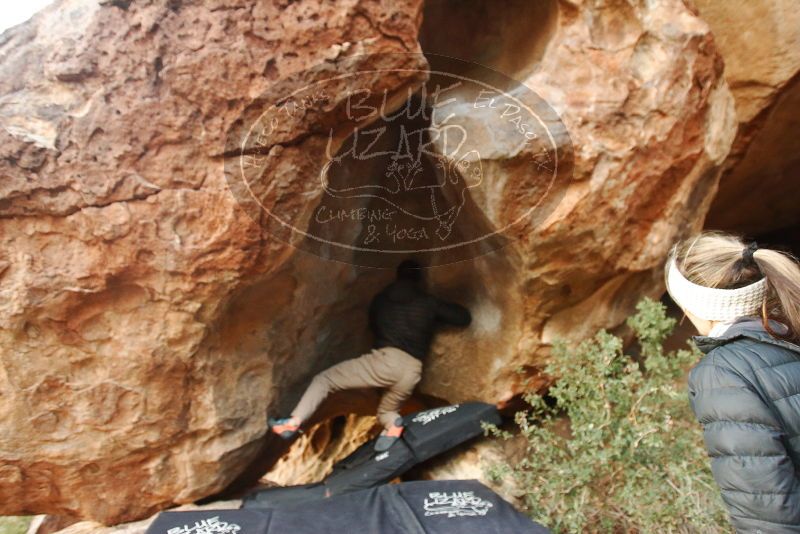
[290,346,423,429]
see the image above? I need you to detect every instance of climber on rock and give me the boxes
[268,259,472,452]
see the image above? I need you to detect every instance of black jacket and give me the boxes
[368,279,471,360]
[690,320,800,533]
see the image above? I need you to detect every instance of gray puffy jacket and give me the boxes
[690,320,800,533]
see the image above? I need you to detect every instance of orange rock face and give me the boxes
[0,0,426,524]
[0,0,740,525]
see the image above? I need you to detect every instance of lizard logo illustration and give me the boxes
[224,52,573,267]
[319,122,483,242]
[411,405,460,426]
[423,491,494,518]
[166,516,241,534]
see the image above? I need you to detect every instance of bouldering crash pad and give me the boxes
[243,402,501,509]
[240,483,328,509]
[402,402,500,463]
[148,480,551,534]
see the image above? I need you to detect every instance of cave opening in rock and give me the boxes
[247,89,508,484]
[704,72,800,253]
[216,0,570,499]
[220,83,530,495]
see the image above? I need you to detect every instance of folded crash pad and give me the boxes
[402,402,501,462]
[324,435,416,496]
[243,402,501,510]
[149,480,551,534]
[242,435,416,508]
[240,483,327,509]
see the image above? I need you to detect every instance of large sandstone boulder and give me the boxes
[0,0,426,524]
[1,0,736,525]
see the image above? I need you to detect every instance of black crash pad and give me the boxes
[147,509,269,534]
[240,483,327,509]
[243,402,501,510]
[325,435,416,496]
[402,402,501,462]
[148,480,551,534]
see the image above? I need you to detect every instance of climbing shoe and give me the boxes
[374,417,404,452]
[268,416,301,440]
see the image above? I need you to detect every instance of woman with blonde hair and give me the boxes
[666,231,800,532]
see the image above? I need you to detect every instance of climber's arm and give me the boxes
[434,297,472,327]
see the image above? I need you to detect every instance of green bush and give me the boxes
[485,298,731,533]
[0,517,31,534]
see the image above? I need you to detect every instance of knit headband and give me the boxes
[666,258,768,322]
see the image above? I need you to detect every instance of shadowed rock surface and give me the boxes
[696,0,800,235]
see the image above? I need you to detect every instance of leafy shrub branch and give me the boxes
[485,298,730,533]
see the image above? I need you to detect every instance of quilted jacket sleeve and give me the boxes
[688,350,800,533]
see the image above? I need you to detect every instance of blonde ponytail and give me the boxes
[753,248,800,342]
[668,231,800,342]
